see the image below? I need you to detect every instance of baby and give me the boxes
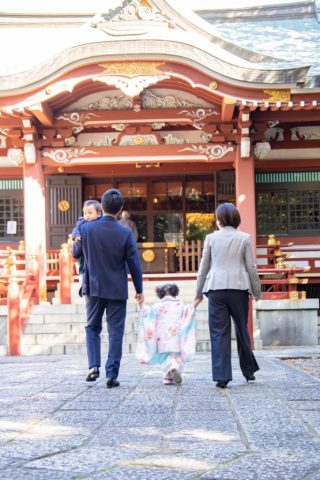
[72,200,102,283]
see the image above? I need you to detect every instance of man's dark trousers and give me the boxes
[85,295,127,379]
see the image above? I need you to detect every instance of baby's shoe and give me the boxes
[163,377,174,385]
[170,368,182,385]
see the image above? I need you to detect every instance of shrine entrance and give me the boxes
[83,171,235,243]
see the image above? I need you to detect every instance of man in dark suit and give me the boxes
[72,189,143,388]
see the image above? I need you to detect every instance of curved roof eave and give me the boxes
[0,37,310,96]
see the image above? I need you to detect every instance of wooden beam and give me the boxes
[52,108,221,129]
[41,143,235,166]
[221,97,236,122]
[28,102,54,126]
[252,110,320,123]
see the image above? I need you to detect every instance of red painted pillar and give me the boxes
[7,278,21,356]
[59,243,71,304]
[235,143,256,348]
[23,150,47,303]
[235,144,256,249]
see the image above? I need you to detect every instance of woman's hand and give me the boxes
[193,296,203,308]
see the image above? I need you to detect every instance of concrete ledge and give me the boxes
[256,299,319,310]
[256,298,319,346]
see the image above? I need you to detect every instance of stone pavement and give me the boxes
[0,348,320,480]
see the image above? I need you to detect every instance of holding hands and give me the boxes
[135,293,144,306]
[193,296,203,309]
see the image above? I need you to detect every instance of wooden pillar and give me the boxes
[235,142,256,347]
[23,149,47,302]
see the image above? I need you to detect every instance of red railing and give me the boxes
[0,247,39,355]
[258,267,309,300]
[47,236,77,304]
[7,270,39,355]
[1,238,77,355]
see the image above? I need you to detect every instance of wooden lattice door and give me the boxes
[47,175,82,249]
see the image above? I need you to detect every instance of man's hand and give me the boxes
[193,296,203,308]
[74,236,81,242]
[135,293,144,305]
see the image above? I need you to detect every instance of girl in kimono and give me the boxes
[136,283,196,385]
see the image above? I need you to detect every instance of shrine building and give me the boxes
[0,0,320,296]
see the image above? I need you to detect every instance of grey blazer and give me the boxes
[195,226,261,299]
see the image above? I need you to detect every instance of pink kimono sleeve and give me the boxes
[179,304,196,362]
[135,304,158,364]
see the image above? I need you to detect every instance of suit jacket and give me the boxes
[195,226,261,299]
[72,215,143,300]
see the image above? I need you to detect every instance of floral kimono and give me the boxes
[136,296,196,381]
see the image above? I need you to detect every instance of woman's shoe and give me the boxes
[216,381,228,388]
[245,375,256,382]
[86,366,100,382]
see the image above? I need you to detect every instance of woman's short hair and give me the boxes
[155,283,179,299]
[216,202,241,228]
[101,188,124,215]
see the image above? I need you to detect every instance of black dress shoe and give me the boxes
[245,375,256,382]
[86,367,100,382]
[106,378,120,388]
[216,381,228,388]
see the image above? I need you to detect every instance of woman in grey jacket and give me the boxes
[194,203,261,388]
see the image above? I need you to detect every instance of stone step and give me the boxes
[70,279,199,305]
[27,311,209,326]
[10,275,236,356]
[21,339,222,356]
[24,321,235,340]
[20,296,237,356]
[32,303,140,315]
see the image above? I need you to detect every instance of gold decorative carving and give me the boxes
[99,62,165,78]
[263,90,290,103]
[136,162,160,169]
[134,135,145,145]
[289,291,299,300]
[142,249,155,262]
[267,234,276,245]
[40,285,47,302]
[58,200,70,212]
[209,81,218,89]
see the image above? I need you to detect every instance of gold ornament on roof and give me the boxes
[209,81,218,90]
[99,62,165,78]
[263,90,291,103]
[58,200,70,212]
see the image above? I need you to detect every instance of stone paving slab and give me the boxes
[0,348,319,480]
